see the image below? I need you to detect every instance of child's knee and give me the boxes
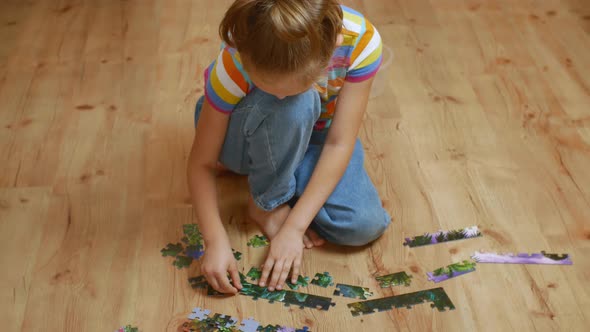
[320,209,391,246]
[276,89,321,129]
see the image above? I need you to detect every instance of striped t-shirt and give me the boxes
[204,5,383,131]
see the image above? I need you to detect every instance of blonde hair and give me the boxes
[220,0,343,80]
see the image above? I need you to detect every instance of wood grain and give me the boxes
[1,0,589,331]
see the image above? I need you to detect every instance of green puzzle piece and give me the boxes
[182,224,203,247]
[161,243,183,257]
[247,235,269,248]
[334,283,373,300]
[173,255,193,269]
[311,272,334,288]
[232,249,242,261]
[247,267,262,281]
[238,273,333,310]
[122,325,138,332]
[432,260,476,278]
[375,271,413,288]
[286,275,310,290]
[347,287,455,316]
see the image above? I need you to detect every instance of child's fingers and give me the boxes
[216,272,237,294]
[208,277,221,293]
[291,256,302,284]
[276,259,292,290]
[259,257,275,287]
[229,265,242,290]
[268,260,284,291]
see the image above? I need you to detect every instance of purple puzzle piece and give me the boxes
[239,317,260,332]
[471,251,573,265]
[404,226,482,247]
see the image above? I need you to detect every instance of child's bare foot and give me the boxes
[247,195,290,240]
[303,228,325,248]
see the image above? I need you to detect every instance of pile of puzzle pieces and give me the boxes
[160,224,243,269]
[182,307,310,332]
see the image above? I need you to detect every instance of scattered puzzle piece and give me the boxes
[233,249,242,261]
[161,243,183,257]
[162,224,205,270]
[185,245,205,260]
[375,271,412,288]
[311,272,333,288]
[471,251,573,265]
[188,275,208,289]
[247,235,269,248]
[116,325,138,332]
[247,267,262,281]
[286,275,310,290]
[427,260,476,283]
[173,255,193,269]
[187,308,309,332]
[239,317,260,332]
[257,325,282,332]
[182,224,204,247]
[188,307,211,321]
[333,283,373,300]
[403,225,482,247]
[347,287,455,316]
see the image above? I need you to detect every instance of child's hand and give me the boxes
[259,227,304,291]
[201,240,242,294]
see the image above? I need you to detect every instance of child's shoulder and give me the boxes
[340,5,371,36]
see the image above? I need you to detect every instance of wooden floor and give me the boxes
[1,0,589,331]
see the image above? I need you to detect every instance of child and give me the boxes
[187,0,391,294]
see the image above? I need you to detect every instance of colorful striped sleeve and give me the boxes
[204,46,251,114]
[346,17,383,83]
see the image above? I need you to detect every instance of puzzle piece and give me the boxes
[188,275,208,289]
[427,260,476,283]
[173,255,193,269]
[161,243,183,257]
[188,307,211,321]
[210,313,238,328]
[247,235,269,248]
[182,224,204,247]
[247,267,262,281]
[185,245,205,260]
[471,251,573,265]
[239,317,260,332]
[116,325,138,332]
[256,325,304,332]
[294,328,309,332]
[347,287,455,316]
[375,271,412,288]
[310,272,333,288]
[239,273,335,310]
[233,249,242,261]
[333,283,373,300]
[403,225,482,247]
[286,275,310,290]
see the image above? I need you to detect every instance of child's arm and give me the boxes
[187,98,242,294]
[259,77,375,290]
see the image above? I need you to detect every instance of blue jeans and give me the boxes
[195,88,391,246]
